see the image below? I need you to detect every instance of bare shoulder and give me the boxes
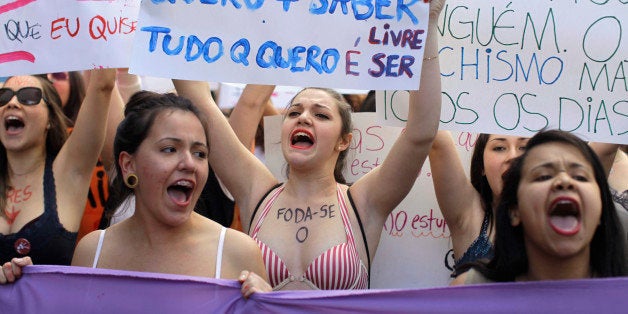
[195,215,251,248]
[71,230,103,267]
[222,227,267,280]
[223,228,260,256]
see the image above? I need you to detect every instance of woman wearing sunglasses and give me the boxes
[0,69,115,283]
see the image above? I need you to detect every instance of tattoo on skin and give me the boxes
[276,204,336,243]
[7,185,32,204]
[3,185,31,225]
[4,206,21,225]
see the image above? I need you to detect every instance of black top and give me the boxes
[194,167,236,227]
[0,157,78,265]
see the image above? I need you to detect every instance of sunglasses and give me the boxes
[48,72,68,82]
[0,87,45,107]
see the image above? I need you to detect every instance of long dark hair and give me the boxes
[474,130,626,281]
[470,134,494,227]
[0,75,69,218]
[62,71,86,124]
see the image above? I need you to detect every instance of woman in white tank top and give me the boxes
[71,91,270,298]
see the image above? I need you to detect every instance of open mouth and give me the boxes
[290,129,314,149]
[548,197,581,236]
[4,116,24,133]
[167,180,194,206]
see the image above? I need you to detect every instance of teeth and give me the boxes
[175,180,193,188]
[294,132,310,138]
[6,116,20,121]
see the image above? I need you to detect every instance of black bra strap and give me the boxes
[43,156,57,215]
[248,183,283,234]
[347,187,371,288]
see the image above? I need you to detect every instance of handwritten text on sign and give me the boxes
[377,1,627,144]
[0,0,140,76]
[130,0,430,90]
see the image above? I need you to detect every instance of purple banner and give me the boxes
[1,265,627,313]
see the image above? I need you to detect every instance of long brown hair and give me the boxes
[0,75,69,218]
[62,71,86,124]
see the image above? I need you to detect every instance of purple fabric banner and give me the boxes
[1,265,627,313]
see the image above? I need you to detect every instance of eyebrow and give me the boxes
[529,161,588,172]
[490,137,528,142]
[289,102,332,111]
[158,137,208,148]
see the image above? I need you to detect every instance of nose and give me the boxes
[552,172,574,191]
[5,95,20,109]
[178,151,196,173]
[297,111,312,125]
[504,147,521,165]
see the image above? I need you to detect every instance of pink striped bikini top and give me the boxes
[250,184,368,290]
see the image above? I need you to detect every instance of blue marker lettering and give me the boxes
[141,26,171,52]
[230,38,251,65]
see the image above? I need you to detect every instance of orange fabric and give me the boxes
[230,204,243,232]
[77,160,108,241]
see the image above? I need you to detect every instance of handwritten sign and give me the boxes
[264,113,477,288]
[377,1,628,144]
[129,0,430,90]
[0,0,140,76]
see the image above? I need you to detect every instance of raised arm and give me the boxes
[100,82,125,171]
[350,0,446,248]
[589,142,620,177]
[53,69,115,231]
[79,69,125,171]
[115,68,142,104]
[60,69,115,171]
[172,80,278,230]
[429,131,485,259]
[228,84,277,150]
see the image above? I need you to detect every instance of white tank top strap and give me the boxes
[215,227,227,279]
[92,229,106,268]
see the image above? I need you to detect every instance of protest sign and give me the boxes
[130,0,430,90]
[376,0,628,144]
[0,0,140,76]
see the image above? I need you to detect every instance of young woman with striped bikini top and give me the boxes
[173,0,445,291]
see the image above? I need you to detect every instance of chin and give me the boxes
[165,209,192,224]
[549,243,589,258]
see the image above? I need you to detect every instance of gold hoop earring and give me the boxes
[125,174,139,189]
